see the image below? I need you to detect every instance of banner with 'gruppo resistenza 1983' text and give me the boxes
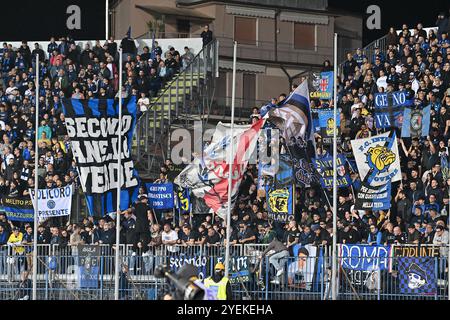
[62,98,140,217]
[146,183,175,210]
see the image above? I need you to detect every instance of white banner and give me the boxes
[29,185,73,218]
[210,122,252,144]
[350,131,401,186]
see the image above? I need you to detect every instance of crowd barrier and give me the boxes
[0,244,448,300]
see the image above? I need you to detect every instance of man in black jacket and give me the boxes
[200,25,213,47]
[17,271,32,300]
[120,31,137,61]
[382,222,396,245]
[31,43,45,67]
[121,209,136,245]
[37,225,51,244]
[132,194,151,253]
[106,36,118,59]
[312,224,331,246]
[343,52,357,80]
[340,222,361,244]
[421,223,435,244]
[337,195,351,220]
[18,41,31,67]
[119,264,130,300]
[406,224,421,244]
[98,222,116,245]
[395,188,412,223]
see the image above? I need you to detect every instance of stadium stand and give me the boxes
[0,18,449,300]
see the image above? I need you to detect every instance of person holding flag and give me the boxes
[120,26,136,61]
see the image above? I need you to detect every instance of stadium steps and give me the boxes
[133,71,204,178]
[148,72,203,124]
[132,40,219,178]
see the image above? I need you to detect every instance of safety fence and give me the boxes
[132,39,219,176]
[0,244,448,300]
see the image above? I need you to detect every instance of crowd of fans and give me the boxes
[314,21,450,248]
[1,18,450,281]
[113,19,450,264]
[0,31,201,273]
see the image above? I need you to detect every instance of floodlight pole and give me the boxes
[105,0,109,41]
[331,33,338,301]
[224,41,237,278]
[114,47,123,300]
[32,54,40,300]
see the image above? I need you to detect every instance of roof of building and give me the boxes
[176,0,328,11]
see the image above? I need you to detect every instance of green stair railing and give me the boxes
[132,39,219,176]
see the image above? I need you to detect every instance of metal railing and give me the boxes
[338,34,388,79]
[0,243,447,300]
[132,39,219,176]
[217,36,335,67]
[209,96,267,121]
[136,31,200,40]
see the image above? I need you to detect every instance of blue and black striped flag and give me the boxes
[61,97,140,217]
[269,81,314,143]
[398,257,437,294]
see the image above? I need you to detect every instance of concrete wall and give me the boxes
[257,74,290,101]
[334,14,363,61]
[214,3,334,66]
[113,0,133,39]
[217,69,299,106]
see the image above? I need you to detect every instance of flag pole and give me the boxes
[114,47,123,300]
[224,41,237,278]
[331,32,338,301]
[105,0,109,41]
[32,53,39,301]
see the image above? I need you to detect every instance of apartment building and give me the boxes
[111,0,362,109]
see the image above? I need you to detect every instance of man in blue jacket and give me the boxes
[367,224,382,245]
[353,48,366,67]
[299,225,314,245]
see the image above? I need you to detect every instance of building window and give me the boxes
[177,19,190,38]
[294,23,315,50]
[234,17,256,45]
[243,73,256,107]
[217,71,228,107]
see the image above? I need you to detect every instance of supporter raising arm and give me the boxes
[399,138,412,157]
